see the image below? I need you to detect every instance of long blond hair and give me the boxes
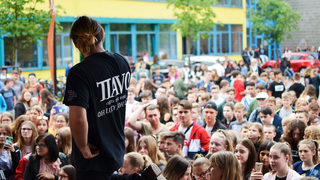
[16,121,38,156]
[55,127,72,155]
[137,136,167,166]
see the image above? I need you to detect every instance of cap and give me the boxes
[256,92,269,99]
[154,66,160,70]
[184,63,188,67]
[188,74,193,79]
[203,101,218,110]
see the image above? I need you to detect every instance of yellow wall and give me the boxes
[37,0,246,68]
[9,69,67,82]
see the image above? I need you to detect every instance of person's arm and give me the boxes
[69,105,99,159]
[128,103,150,131]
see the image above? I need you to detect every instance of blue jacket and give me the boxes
[0,93,7,113]
[310,74,320,90]
[196,80,214,93]
[309,163,320,179]
[257,113,283,134]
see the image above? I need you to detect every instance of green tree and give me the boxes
[0,0,64,65]
[167,0,218,66]
[248,0,301,67]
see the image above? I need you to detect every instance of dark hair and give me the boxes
[236,139,256,180]
[179,100,192,110]
[124,127,136,154]
[163,155,191,180]
[259,106,272,115]
[282,119,306,145]
[274,69,282,75]
[61,165,76,180]
[28,73,36,77]
[40,89,56,110]
[223,103,234,111]
[163,131,185,146]
[70,16,105,54]
[256,83,266,90]
[55,113,70,124]
[35,133,59,162]
[157,96,171,120]
[246,81,255,87]
[4,78,13,85]
[257,140,275,174]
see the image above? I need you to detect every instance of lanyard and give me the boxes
[184,123,193,134]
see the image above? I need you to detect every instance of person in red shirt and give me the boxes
[24,73,44,103]
[233,70,247,102]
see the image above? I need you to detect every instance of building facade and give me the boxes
[0,0,247,78]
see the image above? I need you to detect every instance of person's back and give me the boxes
[63,16,131,179]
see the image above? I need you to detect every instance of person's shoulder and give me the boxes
[293,161,302,169]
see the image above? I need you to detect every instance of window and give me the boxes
[217,25,228,31]
[160,24,174,32]
[110,34,132,56]
[200,35,209,55]
[231,0,242,7]
[137,24,154,31]
[231,25,243,53]
[221,33,229,53]
[216,0,228,5]
[137,34,155,57]
[4,36,38,68]
[110,23,131,31]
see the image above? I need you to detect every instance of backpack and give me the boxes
[27,84,40,94]
[1,88,14,96]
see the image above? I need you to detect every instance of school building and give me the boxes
[0,0,270,78]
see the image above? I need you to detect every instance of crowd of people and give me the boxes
[2,15,320,180]
[121,51,320,180]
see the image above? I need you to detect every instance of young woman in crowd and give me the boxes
[282,119,307,164]
[239,60,248,75]
[1,112,13,125]
[157,96,172,125]
[124,127,136,154]
[299,85,316,101]
[257,140,275,175]
[168,66,178,85]
[211,69,223,87]
[251,143,302,180]
[248,123,265,152]
[192,157,209,180]
[207,151,242,180]
[59,165,76,180]
[235,139,256,180]
[14,121,38,158]
[23,133,68,180]
[304,67,312,86]
[55,127,72,156]
[163,155,191,180]
[118,152,152,175]
[295,99,309,111]
[293,140,319,177]
[0,124,20,180]
[29,105,43,125]
[205,131,233,159]
[40,89,58,117]
[54,113,69,132]
[36,116,49,135]
[10,115,30,143]
[137,136,167,171]
[14,90,32,118]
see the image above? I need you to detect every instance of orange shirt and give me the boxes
[24,83,44,102]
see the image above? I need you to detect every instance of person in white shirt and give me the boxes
[126,87,138,118]
[210,85,224,106]
[210,59,225,77]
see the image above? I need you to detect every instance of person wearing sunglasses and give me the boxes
[193,157,209,180]
[23,133,68,180]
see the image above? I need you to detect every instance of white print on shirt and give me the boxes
[96,72,131,118]
[96,72,131,102]
[179,125,193,156]
[274,85,284,92]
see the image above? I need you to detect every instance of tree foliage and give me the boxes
[0,0,65,64]
[248,0,301,46]
[167,0,218,63]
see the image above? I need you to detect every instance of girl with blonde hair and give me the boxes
[208,151,242,180]
[29,105,43,124]
[205,130,233,159]
[118,152,152,174]
[248,123,265,152]
[15,89,32,118]
[136,136,167,171]
[304,126,320,143]
[55,127,72,156]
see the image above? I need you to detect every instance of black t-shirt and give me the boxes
[275,176,287,180]
[268,81,285,98]
[63,51,131,173]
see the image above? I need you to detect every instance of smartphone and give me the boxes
[53,105,69,115]
[255,162,263,172]
[4,137,12,150]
